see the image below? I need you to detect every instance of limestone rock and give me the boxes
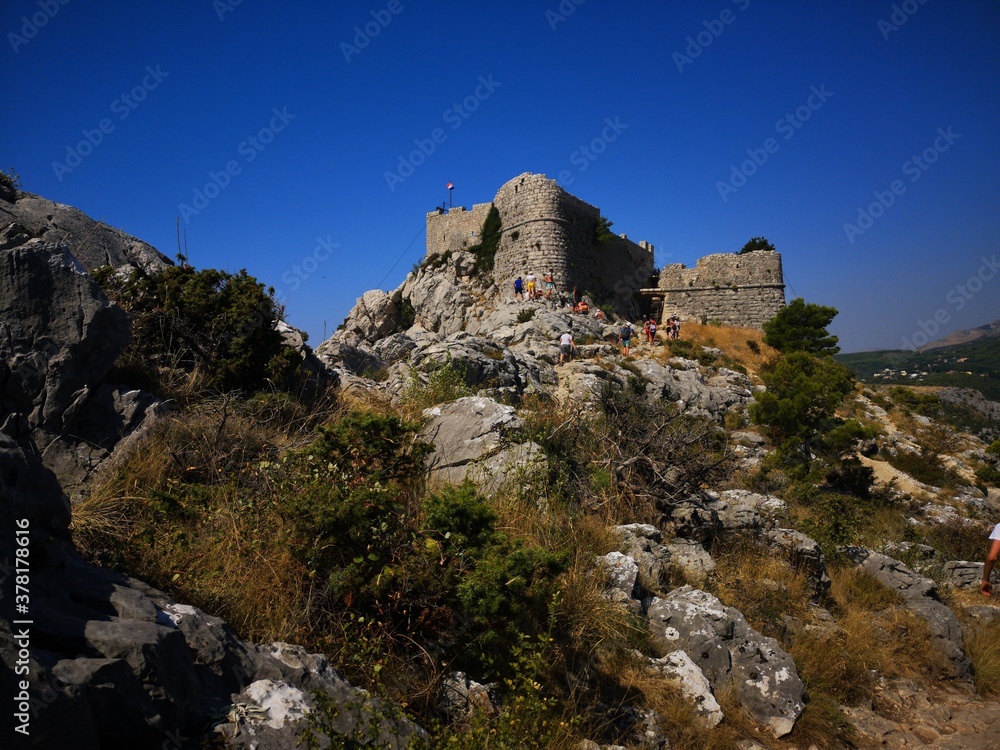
[647,586,805,737]
[648,650,723,727]
[597,551,640,601]
[0,238,158,493]
[337,288,403,344]
[419,396,524,485]
[943,560,986,590]
[0,190,171,274]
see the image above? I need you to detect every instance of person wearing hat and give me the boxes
[559,328,577,364]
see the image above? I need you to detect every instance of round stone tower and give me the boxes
[493,173,596,297]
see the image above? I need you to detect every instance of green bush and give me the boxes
[517,307,536,324]
[94,264,297,398]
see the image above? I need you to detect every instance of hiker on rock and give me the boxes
[513,275,524,301]
[559,328,577,364]
[618,321,634,357]
[543,269,555,299]
[525,272,537,300]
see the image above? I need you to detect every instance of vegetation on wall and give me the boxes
[738,236,776,254]
[469,205,502,276]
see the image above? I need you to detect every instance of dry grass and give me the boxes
[820,566,951,687]
[659,322,779,376]
[600,652,742,750]
[964,618,1000,697]
[710,540,812,639]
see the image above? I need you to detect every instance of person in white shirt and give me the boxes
[558,329,576,364]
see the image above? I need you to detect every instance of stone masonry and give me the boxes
[426,202,494,258]
[656,251,785,329]
[426,173,655,317]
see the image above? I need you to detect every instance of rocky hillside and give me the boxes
[3,187,1000,748]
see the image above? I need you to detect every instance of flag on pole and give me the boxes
[446,182,453,190]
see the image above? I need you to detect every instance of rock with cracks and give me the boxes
[647,586,805,737]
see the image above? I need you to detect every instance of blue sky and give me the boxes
[2,0,997,352]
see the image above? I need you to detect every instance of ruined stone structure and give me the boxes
[426,173,655,316]
[656,251,785,329]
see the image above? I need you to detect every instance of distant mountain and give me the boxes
[836,332,1000,402]
[917,319,1000,352]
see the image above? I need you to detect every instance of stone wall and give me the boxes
[657,251,785,328]
[425,202,494,258]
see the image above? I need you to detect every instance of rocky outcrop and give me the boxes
[647,586,805,737]
[844,547,972,680]
[0,190,171,274]
[0,238,163,496]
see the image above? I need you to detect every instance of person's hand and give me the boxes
[982,579,993,596]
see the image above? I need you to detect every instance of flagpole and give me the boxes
[447,182,453,209]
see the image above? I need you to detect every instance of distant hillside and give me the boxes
[917,319,1000,352]
[837,335,1000,401]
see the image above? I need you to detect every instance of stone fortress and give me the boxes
[426,172,784,328]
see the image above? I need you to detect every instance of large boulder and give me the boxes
[419,396,542,491]
[0,190,171,274]
[647,586,805,737]
[336,289,404,344]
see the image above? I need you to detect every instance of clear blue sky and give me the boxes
[2,0,997,352]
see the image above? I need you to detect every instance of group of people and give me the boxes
[663,314,681,340]
[513,270,557,302]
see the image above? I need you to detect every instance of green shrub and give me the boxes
[517,307,536,324]
[94,264,297,398]
[403,359,472,410]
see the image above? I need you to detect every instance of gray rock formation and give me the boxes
[844,547,972,680]
[0,238,163,496]
[647,650,723,728]
[0,190,171,274]
[418,396,544,491]
[764,528,831,599]
[647,586,805,738]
